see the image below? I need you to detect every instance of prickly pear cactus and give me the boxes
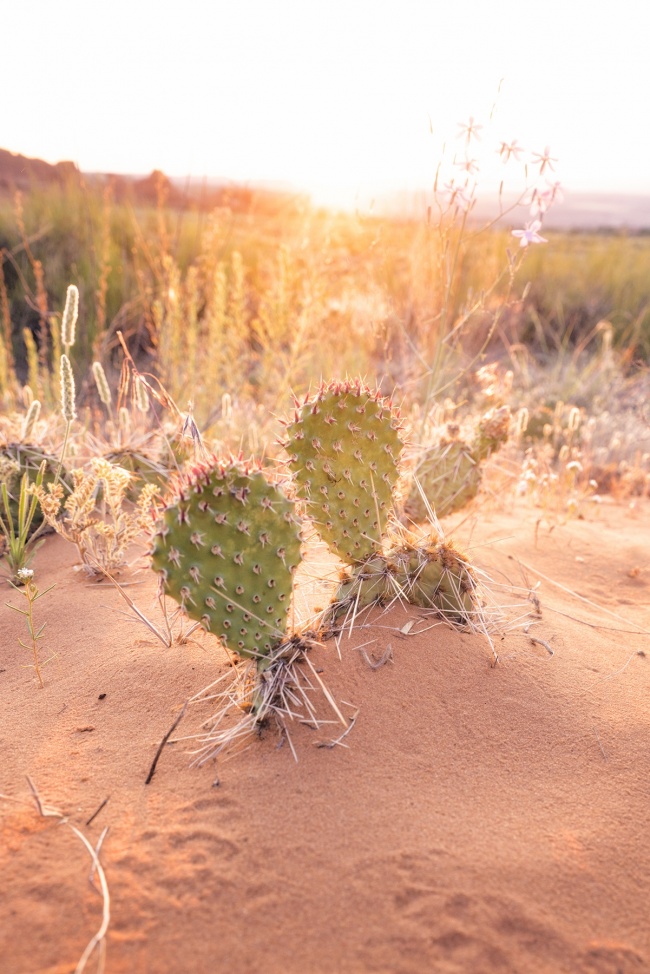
[404,407,510,523]
[151,457,301,665]
[283,379,403,564]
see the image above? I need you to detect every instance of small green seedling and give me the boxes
[6,568,56,688]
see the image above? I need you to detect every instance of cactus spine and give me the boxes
[151,457,301,669]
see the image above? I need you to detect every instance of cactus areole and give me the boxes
[150,458,300,665]
[283,380,403,563]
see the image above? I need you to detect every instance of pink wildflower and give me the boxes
[440,180,471,211]
[512,220,547,248]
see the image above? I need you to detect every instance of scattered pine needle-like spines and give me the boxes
[184,636,347,765]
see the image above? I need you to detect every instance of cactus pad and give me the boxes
[283,379,403,563]
[151,458,301,663]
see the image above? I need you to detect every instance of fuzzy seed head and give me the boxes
[61,285,79,350]
[92,361,112,406]
[21,399,41,441]
[60,354,77,421]
[135,375,149,413]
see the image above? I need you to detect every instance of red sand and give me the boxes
[2,498,649,974]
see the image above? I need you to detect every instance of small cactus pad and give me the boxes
[404,407,510,523]
[283,379,403,563]
[405,436,481,522]
[400,534,477,622]
[330,529,478,625]
[151,458,301,662]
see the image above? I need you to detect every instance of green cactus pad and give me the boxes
[151,457,301,663]
[283,379,403,564]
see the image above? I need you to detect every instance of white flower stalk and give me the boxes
[61,285,79,353]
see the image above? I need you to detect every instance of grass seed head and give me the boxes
[61,284,79,350]
[59,354,77,422]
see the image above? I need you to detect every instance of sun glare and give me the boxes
[2,1,650,198]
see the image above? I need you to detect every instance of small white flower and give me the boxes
[512,220,547,248]
[17,568,34,580]
[531,146,558,175]
[440,180,471,211]
[457,116,482,144]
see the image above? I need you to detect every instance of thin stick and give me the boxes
[69,821,111,974]
[356,642,394,669]
[529,636,554,657]
[315,709,360,749]
[89,827,109,886]
[145,701,188,784]
[86,797,110,827]
[20,779,110,974]
[26,775,60,817]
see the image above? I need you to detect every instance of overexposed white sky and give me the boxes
[4,0,650,204]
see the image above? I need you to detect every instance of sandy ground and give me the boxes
[1,496,649,974]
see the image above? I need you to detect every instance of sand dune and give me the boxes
[2,497,649,974]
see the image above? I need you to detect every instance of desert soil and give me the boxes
[1,496,649,974]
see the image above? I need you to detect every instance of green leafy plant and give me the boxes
[0,461,47,581]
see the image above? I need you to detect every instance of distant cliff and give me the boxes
[0,148,308,216]
[0,148,80,191]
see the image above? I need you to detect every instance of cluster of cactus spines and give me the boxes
[404,406,510,523]
[151,457,301,668]
[283,379,403,564]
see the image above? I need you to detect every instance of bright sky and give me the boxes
[4,0,650,207]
